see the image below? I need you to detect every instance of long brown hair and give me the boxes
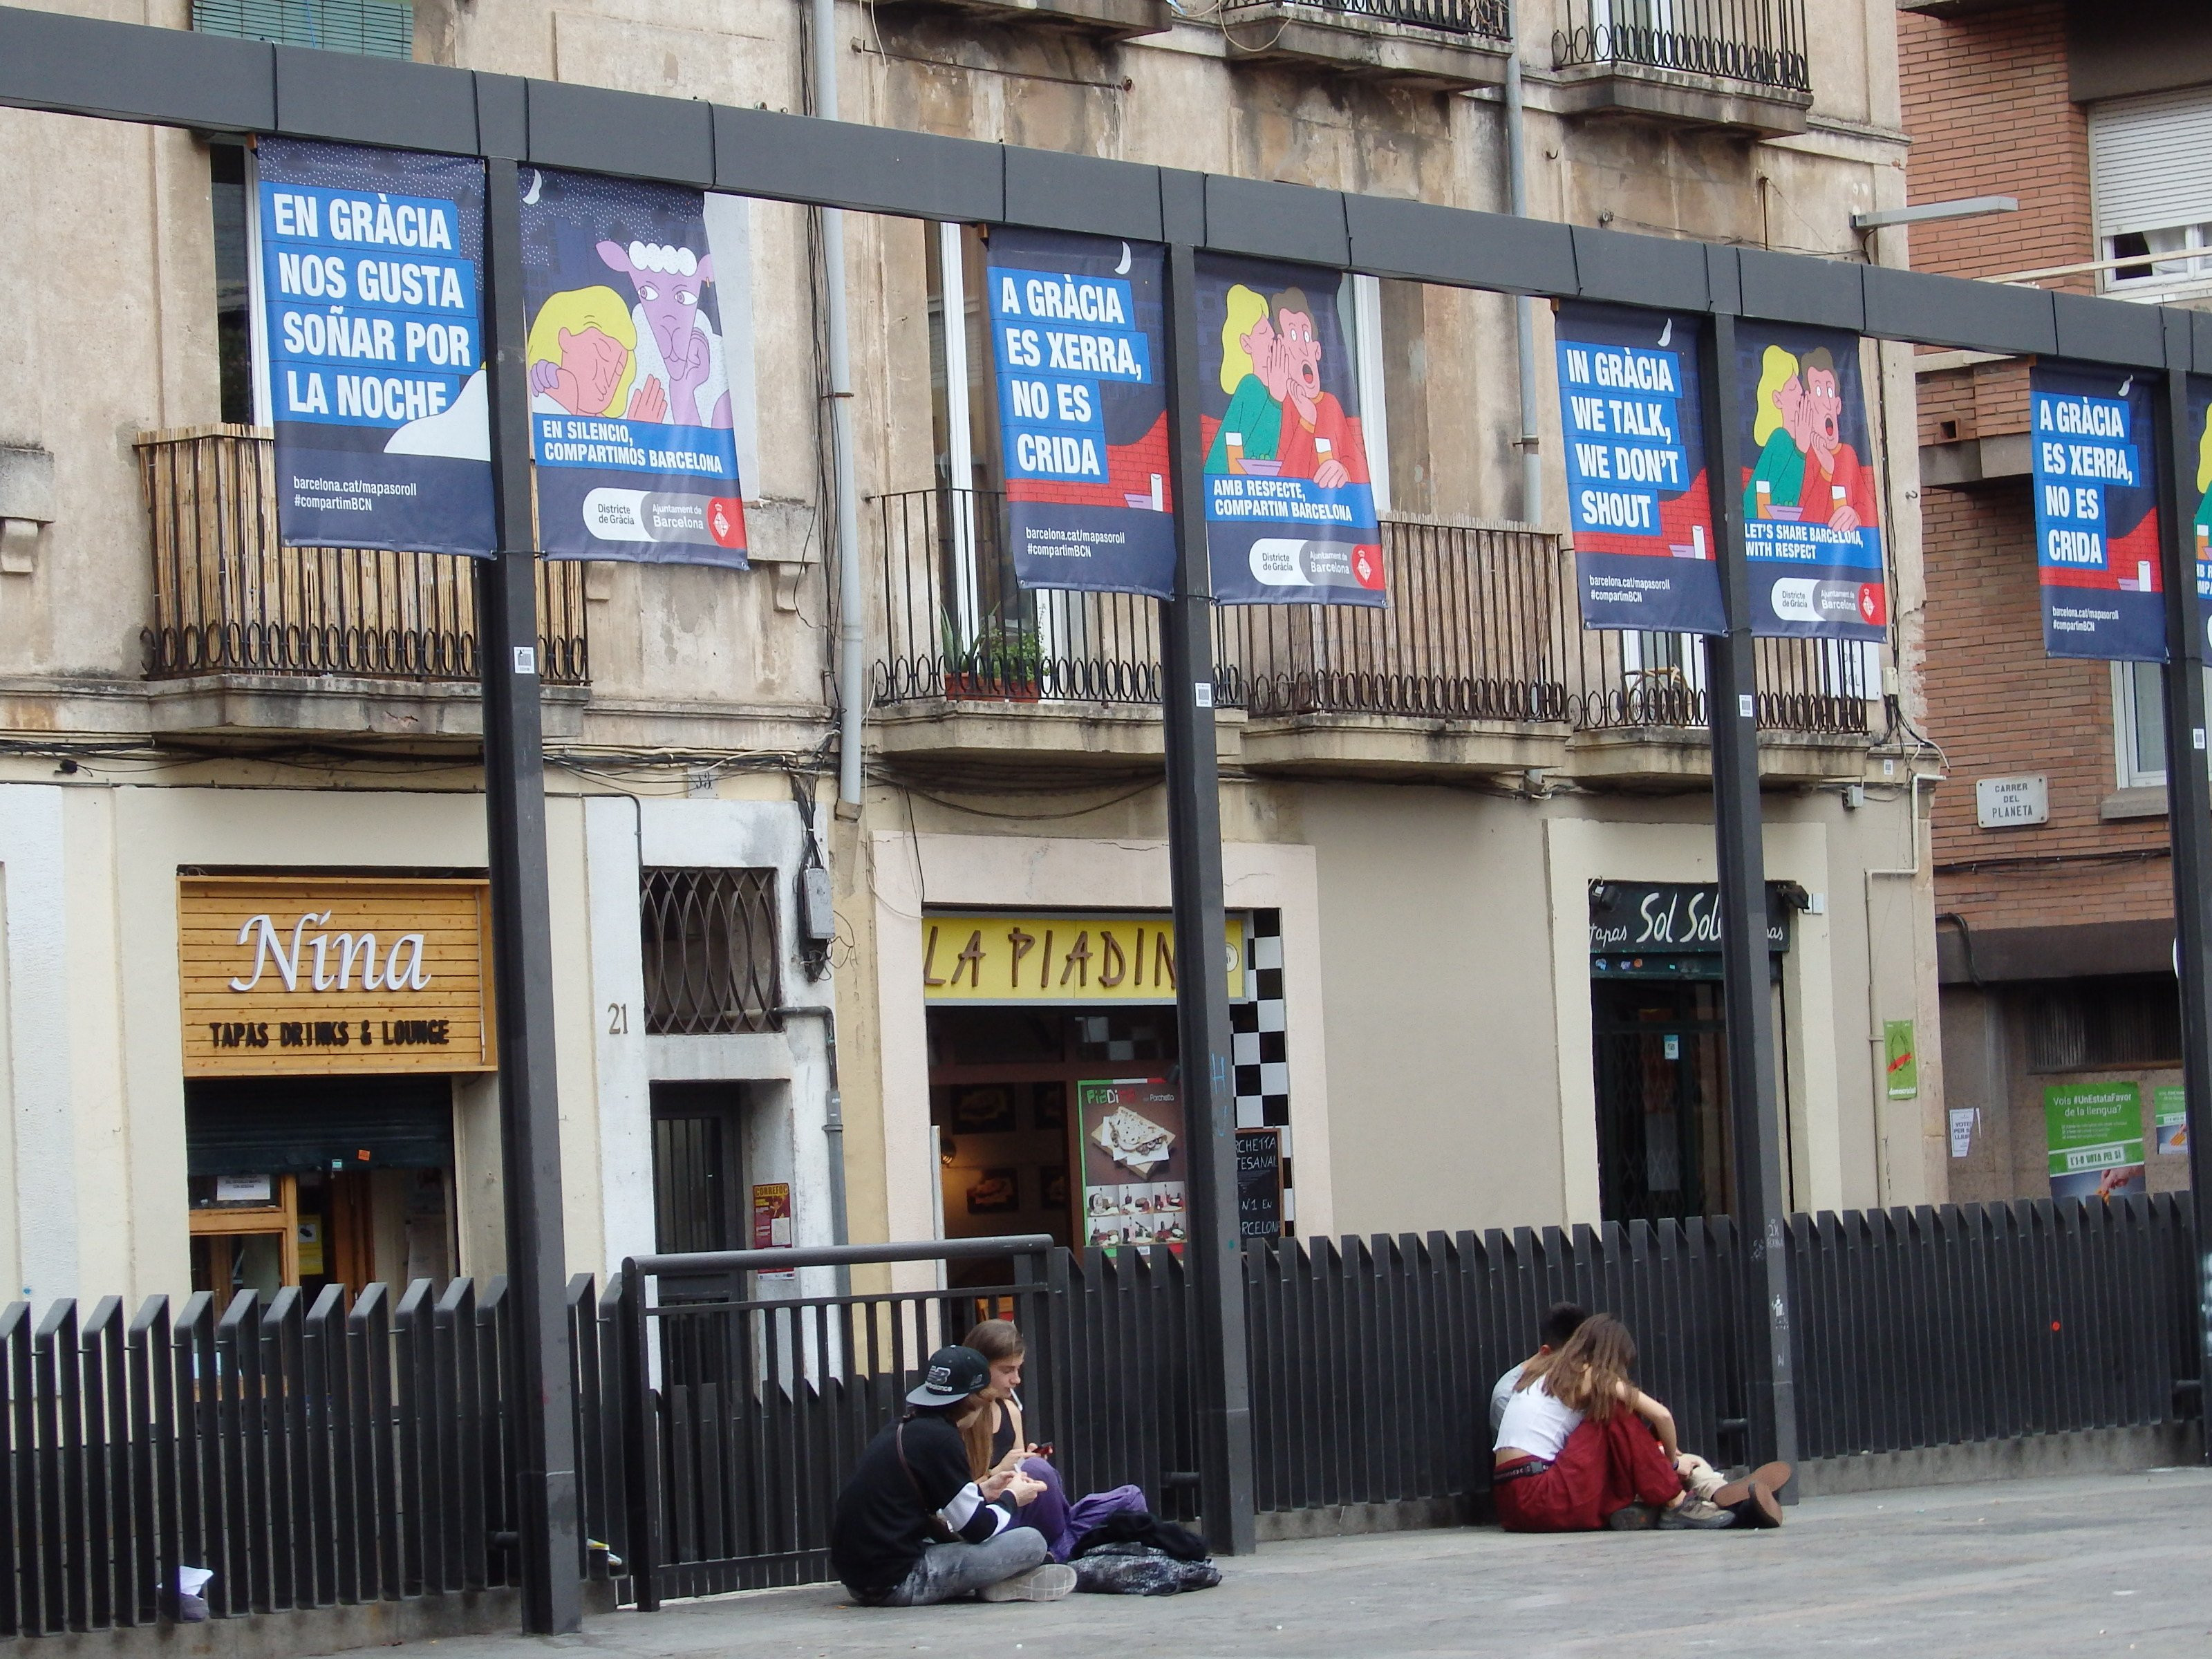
[1518,1313,1635,1421]
[958,1320,1027,1479]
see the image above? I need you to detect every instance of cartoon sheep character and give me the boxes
[596,238,731,429]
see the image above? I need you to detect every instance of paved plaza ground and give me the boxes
[434,1468,2212,1658]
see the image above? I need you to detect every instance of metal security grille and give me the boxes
[2026,976,2182,1074]
[192,0,415,58]
[641,868,782,1035]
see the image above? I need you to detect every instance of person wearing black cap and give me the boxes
[830,1344,1078,1605]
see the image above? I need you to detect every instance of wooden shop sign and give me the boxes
[179,877,494,1077]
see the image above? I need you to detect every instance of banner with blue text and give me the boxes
[1555,302,1724,635]
[988,228,1174,598]
[2188,377,2212,655]
[256,139,494,556]
[1197,255,1385,606]
[519,169,747,565]
[1734,323,1886,639]
[2032,362,2162,661]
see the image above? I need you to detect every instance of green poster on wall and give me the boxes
[1884,1020,1918,1100]
[2043,1081,2146,1200]
[2156,1085,2189,1156]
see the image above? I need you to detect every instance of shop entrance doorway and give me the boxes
[928,1005,1183,1288]
[185,1075,457,1314]
[1591,977,1736,1225]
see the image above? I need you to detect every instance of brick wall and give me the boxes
[1922,484,2174,932]
[1898,1,2093,287]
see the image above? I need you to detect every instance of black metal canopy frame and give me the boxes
[6,0,2212,1633]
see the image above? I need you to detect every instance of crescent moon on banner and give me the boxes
[1117,242,1132,276]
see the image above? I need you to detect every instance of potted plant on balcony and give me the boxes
[941,608,1044,702]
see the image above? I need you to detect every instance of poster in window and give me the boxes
[1198,256,1386,606]
[1076,1077,1185,1252]
[255,138,494,556]
[1554,302,1725,635]
[1734,324,1887,639]
[987,228,1175,598]
[2043,1080,2146,1201]
[2030,362,2162,661]
[518,169,747,565]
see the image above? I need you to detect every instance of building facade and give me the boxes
[0,0,1942,1313]
[1902,0,2212,1206]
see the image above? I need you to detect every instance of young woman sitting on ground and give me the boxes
[962,1318,1145,1559]
[1493,1314,1777,1533]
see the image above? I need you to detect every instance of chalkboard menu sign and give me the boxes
[1237,1130,1282,1239]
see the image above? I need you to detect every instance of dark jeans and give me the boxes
[852,1528,1049,1606]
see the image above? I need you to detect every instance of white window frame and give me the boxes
[2111,659,2212,789]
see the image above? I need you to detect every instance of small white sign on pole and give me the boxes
[1975,774,2048,828]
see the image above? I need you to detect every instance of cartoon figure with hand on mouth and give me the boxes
[1744,344,1877,535]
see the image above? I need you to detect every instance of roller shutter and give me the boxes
[2089,86,2212,241]
[185,1075,455,1176]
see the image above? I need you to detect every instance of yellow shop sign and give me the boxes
[921,912,1244,1004]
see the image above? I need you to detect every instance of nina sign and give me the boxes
[180,877,494,1078]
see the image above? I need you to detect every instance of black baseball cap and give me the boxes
[907,1344,991,1407]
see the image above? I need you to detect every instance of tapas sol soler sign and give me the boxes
[178,877,495,1077]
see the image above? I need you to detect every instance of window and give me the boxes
[211,144,254,426]
[2111,661,2212,789]
[639,868,783,1035]
[2024,977,2180,1073]
[192,0,415,58]
[2090,87,2212,301]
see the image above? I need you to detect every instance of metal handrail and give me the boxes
[1550,0,1811,93]
[1219,0,1512,37]
[625,1235,1056,1277]
[869,487,1873,738]
[133,424,590,686]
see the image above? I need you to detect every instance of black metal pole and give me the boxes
[2150,315,2212,1456]
[479,155,583,1633]
[1696,309,1800,1483]
[1159,241,1255,1555]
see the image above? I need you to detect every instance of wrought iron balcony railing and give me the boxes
[135,425,588,684]
[1551,0,1811,93]
[1220,0,1511,36]
[869,487,1873,739]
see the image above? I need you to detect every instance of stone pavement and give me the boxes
[434,1469,2212,1659]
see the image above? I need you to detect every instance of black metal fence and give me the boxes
[135,426,590,686]
[870,487,1871,738]
[1551,0,1812,94]
[3,1197,2198,1636]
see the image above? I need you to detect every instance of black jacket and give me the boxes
[830,1412,1015,1593]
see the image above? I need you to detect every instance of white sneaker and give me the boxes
[979,1562,1078,1602]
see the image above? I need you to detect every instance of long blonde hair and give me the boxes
[1752,344,1800,448]
[958,1319,1026,1479]
[1517,1313,1635,1421]
[524,285,637,415]
[1219,283,1271,395]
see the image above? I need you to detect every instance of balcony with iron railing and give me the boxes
[1217,0,1513,88]
[870,487,1877,785]
[135,425,589,738]
[1549,0,1813,134]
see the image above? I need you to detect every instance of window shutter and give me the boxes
[192,0,415,61]
[2090,86,2212,241]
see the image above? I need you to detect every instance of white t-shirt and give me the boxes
[1494,1374,1582,1461]
[1489,1362,1524,1431]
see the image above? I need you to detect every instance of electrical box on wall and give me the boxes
[799,866,836,944]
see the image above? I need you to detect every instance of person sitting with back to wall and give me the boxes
[1494,1315,1781,1533]
[1491,1304,1790,1519]
[830,1345,1078,1606]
